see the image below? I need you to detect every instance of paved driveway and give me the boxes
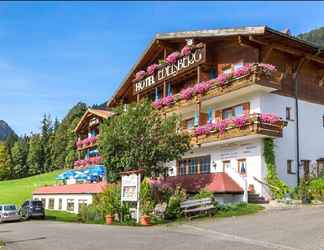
[1,206,324,250]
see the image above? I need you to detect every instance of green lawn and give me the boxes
[45,209,79,223]
[0,170,66,206]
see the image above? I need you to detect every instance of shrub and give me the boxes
[79,204,102,223]
[140,178,155,216]
[193,189,214,200]
[95,183,121,217]
[165,186,187,219]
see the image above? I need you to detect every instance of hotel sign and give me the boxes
[121,173,139,202]
[133,44,206,95]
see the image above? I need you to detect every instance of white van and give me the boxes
[0,204,21,223]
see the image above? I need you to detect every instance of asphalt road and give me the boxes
[1,206,324,250]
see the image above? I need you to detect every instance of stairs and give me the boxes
[248,192,269,204]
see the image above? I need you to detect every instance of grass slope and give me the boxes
[0,170,65,206]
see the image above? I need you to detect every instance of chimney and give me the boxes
[282,28,291,35]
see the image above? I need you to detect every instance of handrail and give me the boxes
[253,176,280,191]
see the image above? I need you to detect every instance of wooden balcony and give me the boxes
[157,64,283,113]
[186,113,287,146]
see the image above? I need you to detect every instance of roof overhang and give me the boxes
[106,25,324,108]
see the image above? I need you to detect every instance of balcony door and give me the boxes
[301,160,310,181]
[317,159,324,177]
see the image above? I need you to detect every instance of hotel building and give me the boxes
[106,26,324,202]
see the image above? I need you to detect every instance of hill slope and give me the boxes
[0,120,15,141]
[298,26,324,47]
[0,169,65,206]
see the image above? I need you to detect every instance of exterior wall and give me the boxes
[169,138,266,196]
[260,93,324,187]
[32,194,94,214]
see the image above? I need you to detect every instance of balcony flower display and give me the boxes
[216,72,233,86]
[152,99,163,109]
[147,64,159,75]
[181,45,191,56]
[134,70,146,82]
[232,115,249,128]
[76,140,83,148]
[260,113,279,124]
[89,136,97,144]
[193,81,212,95]
[166,52,180,64]
[258,63,277,75]
[161,95,174,106]
[180,87,194,100]
[233,64,252,78]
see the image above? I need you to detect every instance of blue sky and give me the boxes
[1,1,324,135]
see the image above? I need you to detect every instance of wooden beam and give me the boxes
[319,70,324,87]
[261,45,274,62]
[238,35,261,48]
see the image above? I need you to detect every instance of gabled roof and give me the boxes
[33,183,107,195]
[74,108,114,133]
[106,25,324,108]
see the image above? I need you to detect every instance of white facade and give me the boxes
[32,194,94,214]
[168,91,324,199]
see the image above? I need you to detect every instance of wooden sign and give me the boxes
[121,174,139,202]
[133,44,206,95]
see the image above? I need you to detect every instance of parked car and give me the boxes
[0,204,21,223]
[19,200,45,220]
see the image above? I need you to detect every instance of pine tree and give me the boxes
[0,143,11,180]
[11,137,29,178]
[27,134,44,176]
[40,114,53,172]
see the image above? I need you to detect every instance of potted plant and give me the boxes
[140,178,155,226]
[105,204,114,225]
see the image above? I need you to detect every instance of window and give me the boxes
[223,104,245,119]
[222,160,231,171]
[78,200,88,213]
[67,199,75,212]
[177,156,210,176]
[58,199,62,210]
[189,159,197,175]
[322,115,324,128]
[48,199,55,209]
[223,65,232,74]
[178,160,186,176]
[286,107,293,121]
[186,119,194,130]
[237,159,247,176]
[287,160,295,174]
[317,160,324,177]
[200,157,211,174]
[41,198,46,208]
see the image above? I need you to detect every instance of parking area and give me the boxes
[1,206,324,250]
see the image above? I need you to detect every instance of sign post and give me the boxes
[120,169,143,224]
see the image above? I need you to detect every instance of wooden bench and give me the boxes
[180,198,215,218]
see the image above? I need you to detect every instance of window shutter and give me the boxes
[242,102,250,114]
[215,110,222,121]
[200,113,208,125]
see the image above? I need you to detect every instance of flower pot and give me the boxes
[105,214,113,225]
[140,215,151,226]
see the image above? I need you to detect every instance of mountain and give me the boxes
[298,26,324,47]
[0,120,16,141]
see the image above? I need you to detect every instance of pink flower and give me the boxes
[216,72,233,86]
[83,138,90,145]
[76,140,83,147]
[194,126,208,136]
[233,115,249,128]
[258,63,276,74]
[193,81,212,95]
[181,46,191,56]
[134,70,146,81]
[215,120,230,135]
[152,99,163,109]
[233,64,252,78]
[147,64,159,75]
[166,52,180,64]
[260,113,279,124]
[89,136,96,144]
[161,95,174,106]
[180,87,194,100]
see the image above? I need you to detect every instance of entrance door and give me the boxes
[237,159,247,176]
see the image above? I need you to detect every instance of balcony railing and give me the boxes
[152,63,283,113]
[185,113,286,145]
[76,135,99,151]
